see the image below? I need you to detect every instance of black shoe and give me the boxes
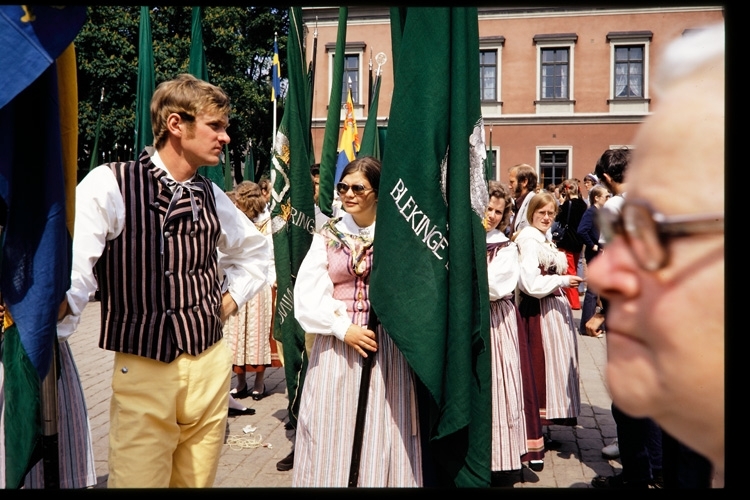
[528,460,544,472]
[491,470,521,487]
[284,421,296,430]
[591,474,650,489]
[228,406,255,416]
[230,386,250,399]
[544,435,562,450]
[251,384,267,401]
[276,450,294,471]
[650,469,664,489]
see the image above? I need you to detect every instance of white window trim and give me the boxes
[608,31,652,114]
[480,36,504,117]
[534,34,577,114]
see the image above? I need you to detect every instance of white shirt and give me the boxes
[486,229,519,300]
[57,151,270,341]
[515,225,569,298]
[293,214,374,342]
[598,192,626,246]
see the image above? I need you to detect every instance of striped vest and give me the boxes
[96,149,224,362]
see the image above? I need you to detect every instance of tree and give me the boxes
[74,6,289,181]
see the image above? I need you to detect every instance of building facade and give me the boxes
[301,6,724,187]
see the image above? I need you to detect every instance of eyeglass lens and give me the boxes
[622,203,667,271]
[337,182,369,195]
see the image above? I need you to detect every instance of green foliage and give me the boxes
[75,6,289,180]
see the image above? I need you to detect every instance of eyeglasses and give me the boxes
[336,182,374,196]
[597,198,724,271]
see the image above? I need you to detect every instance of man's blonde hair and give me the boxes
[150,74,230,150]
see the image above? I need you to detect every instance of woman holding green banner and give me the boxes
[290,157,422,487]
[483,181,529,484]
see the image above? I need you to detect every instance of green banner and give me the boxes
[369,7,491,487]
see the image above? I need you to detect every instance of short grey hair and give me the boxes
[655,23,724,93]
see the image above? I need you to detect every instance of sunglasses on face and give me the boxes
[597,198,724,271]
[336,182,373,196]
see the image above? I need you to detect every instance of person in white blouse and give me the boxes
[484,181,530,485]
[290,156,422,487]
[56,74,270,488]
[514,192,583,470]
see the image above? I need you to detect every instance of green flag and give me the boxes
[269,6,315,429]
[188,6,224,187]
[244,140,255,182]
[134,6,154,155]
[317,7,347,217]
[369,7,491,487]
[223,144,233,191]
[188,6,209,81]
[359,69,382,160]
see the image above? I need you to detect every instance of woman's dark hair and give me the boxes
[340,156,381,194]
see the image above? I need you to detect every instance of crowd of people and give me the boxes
[2,20,723,490]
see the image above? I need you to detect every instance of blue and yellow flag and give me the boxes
[0,5,86,488]
[272,35,281,102]
[334,86,360,184]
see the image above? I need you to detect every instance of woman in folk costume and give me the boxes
[291,157,422,487]
[483,182,528,481]
[515,192,583,468]
[224,181,279,403]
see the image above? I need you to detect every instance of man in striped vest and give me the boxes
[58,74,270,487]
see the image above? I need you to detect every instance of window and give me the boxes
[540,48,569,99]
[539,149,569,188]
[480,49,497,102]
[533,33,577,113]
[607,31,652,113]
[486,147,498,180]
[325,41,366,108]
[342,54,360,104]
[614,45,644,98]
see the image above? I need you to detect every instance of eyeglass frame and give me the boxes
[597,198,724,271]
[336,182,374,197]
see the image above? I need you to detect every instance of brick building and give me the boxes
[301,6,724,187]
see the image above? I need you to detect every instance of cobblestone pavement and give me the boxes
[68,296,621,489]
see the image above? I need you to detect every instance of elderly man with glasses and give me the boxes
[587,23,724,487]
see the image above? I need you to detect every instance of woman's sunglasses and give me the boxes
[336,182,374,196]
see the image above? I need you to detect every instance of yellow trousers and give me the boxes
[107,338,231,488]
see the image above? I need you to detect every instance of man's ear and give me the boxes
[166,113,183,137]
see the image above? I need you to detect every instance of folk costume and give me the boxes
[58,148,270,487]
[515,225,581,427]
[224,206,281,373]
[291,215,422,487]
[486,229,528,472]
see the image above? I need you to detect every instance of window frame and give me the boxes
[607,31,652,112]
[479,36,505,116]
[325,41,366,108]
[533,33,577,113]
[536,146,572,189]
